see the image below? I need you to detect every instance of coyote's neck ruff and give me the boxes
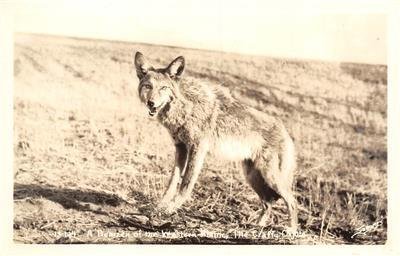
[157,78,220,140]
[134,52,298,232]
[157,81,195,135]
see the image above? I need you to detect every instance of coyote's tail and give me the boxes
[280,129,297,185]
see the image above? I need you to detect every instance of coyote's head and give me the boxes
[134,52,185,117]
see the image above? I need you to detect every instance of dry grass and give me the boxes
[13,33,387,244]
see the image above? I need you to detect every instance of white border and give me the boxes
[1,0,399,255]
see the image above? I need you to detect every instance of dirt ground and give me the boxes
[13,33,387,244]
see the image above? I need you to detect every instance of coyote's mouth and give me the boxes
[148,102,167,117]
[148,104,162,116]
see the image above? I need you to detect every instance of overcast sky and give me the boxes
[13,0,387,64]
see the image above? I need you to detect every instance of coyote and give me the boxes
[134,52,298,230]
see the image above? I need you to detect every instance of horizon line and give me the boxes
[15,32,387,67]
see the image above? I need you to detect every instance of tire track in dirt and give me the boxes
[16,45,92,83]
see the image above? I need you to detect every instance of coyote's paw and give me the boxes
[156,201,178,214]
[257,215,273,227]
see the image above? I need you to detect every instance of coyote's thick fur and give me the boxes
[134,52,298,230]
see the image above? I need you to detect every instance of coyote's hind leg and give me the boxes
[242,159,280,226]
[254,153,298,232]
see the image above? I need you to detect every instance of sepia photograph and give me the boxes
[6,0,392,247]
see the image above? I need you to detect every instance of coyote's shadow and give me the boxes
[14,183,128,214]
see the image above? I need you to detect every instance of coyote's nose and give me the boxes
[147,100,155,108]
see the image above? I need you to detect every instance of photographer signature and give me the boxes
[351,217,384,239]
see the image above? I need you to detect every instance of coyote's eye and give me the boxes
[160,86,168,90]
[143,84,152,89]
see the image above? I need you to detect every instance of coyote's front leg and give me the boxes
[158,143,188,208]
[165,140,209,212]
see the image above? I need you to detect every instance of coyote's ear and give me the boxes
[166,56,185,78]
[134,52,152,79]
